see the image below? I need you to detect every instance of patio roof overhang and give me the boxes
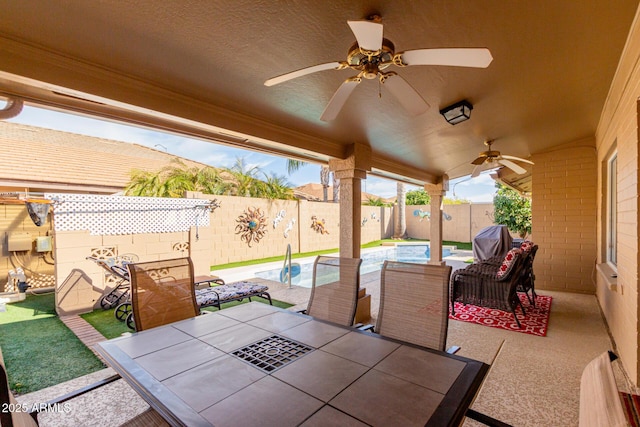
[0,1,637,191]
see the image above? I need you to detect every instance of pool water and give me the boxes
[254,245,452,288]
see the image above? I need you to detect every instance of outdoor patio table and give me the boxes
[95,302,489,427]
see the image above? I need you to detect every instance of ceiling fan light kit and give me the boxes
[264,17,492,121]
[440,100,473,125]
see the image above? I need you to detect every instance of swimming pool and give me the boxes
[254,245,452,288]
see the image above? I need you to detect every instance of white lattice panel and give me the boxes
[46,194,211,235]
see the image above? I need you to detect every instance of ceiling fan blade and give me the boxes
[380,73,429,116]
[498,159,527,175]
[471,164,483,178]
[347,20,383,52]
[471,155,488,165]
[400,48,493,68]
[320,78,361,121]
[501,154,534,165]
[472,159,501,177]
[264,62,343,86]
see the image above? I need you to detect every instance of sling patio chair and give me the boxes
[362,261,511,427]
[300,256,362,327]
[373,260,455,352]
[127,257,199,332]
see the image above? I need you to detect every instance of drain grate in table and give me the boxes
[231,335,314,373]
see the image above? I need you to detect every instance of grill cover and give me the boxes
[472,225,513,261]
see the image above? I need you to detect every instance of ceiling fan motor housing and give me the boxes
[347,39,395,78]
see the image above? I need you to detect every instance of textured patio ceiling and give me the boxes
[0,1,637,189]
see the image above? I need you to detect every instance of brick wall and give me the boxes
[531,141,597,294]
[593,10,640,385]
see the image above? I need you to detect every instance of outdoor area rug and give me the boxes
[449,294,552,337]
[620,391,640,427]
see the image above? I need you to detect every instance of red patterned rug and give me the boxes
[449,294,552,337]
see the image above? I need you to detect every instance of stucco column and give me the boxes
[329,143,371,259]
[425,176,448,266]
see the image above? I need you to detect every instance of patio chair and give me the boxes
[450,248,527,328]
[301,256,362,326]
[374,261,455,352]
[465,241,539,307]
[516,243,538,306]
[128,257,199,331]
[86,256,135,310]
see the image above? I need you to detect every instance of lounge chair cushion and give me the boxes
[496,248,522,279]
[196,281,269,306]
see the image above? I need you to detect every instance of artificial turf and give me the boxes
[0,293,104,394]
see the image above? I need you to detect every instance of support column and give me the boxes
[329,143,371,259]
[425,176,449,266]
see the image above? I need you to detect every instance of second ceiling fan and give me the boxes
[471,140,534,177]
[264,15,493,121]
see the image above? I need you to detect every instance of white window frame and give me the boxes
[606,152,617,267]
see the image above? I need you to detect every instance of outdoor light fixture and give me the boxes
[439,100,473,125]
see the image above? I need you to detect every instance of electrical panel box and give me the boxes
[7,232,32,252]
[36,236,52,252]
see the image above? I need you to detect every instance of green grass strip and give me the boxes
[0,294,104,394]
[212,239,472,270]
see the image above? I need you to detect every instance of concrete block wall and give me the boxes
[360,206,392,246]
[405,203,497,242]
[191,194,394,264]
[53,228,213,315]
[54,227,212,315]
[0,204,54,291]
[199,194,302,265]
[531,141,597,294]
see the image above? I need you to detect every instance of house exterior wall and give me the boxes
[531,140,598,294]
[594,11,640,386]
[0,204,54,291]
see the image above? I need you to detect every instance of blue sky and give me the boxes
[8,105,497,201]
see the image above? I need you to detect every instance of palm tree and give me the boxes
[125,158,230,197]
[262,173,295,200]
[393,181,407,239]
[320,166,331,202]
[125,156,295,200]
[332,173,340,202]
[224,157,260,197]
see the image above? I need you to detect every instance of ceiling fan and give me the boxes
[264,15,493,121]
[471,140,534,177]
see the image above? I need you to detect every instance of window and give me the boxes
[606,152,617,267]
